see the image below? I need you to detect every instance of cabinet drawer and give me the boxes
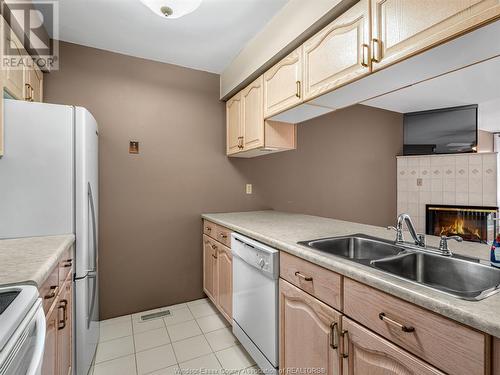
[344,278,488,375]
[58,248,74,286]
[280,252,342,310]
[203,220,217,239]
[40,264,60,314]
[215,225,232,248]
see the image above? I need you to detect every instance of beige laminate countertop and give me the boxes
[202,210,500,338]
[0,234,75,287]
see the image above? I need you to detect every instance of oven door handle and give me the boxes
[26,305,46,375]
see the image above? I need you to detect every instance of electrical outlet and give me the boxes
[246,184,253,195]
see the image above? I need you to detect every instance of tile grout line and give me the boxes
[130,315,140,375]
[193,303,227,373]
[163,310,181,369]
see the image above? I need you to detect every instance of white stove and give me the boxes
[0,285,45,375]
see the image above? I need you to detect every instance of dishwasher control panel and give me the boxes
[231,233,279,279]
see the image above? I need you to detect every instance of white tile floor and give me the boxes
[89,298,257,375]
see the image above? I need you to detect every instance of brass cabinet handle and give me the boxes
[294,271,313,282]
[295,81,301,98]
[25,83,33,101]
[238,136,244,149]
[330,322,339,350]
[341,330,349,358]
[58,299,68,330]
[205,226,212,231]
[44,285,59,300]
[31,85,34,101]
[361,44,370,67]
[63,260,73,268]
[379,312,415,333]
[211,244,218,250]
[211,253,218,259]
[371,38,382,63]
[219,233,228,239]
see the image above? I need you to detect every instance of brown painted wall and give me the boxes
[43,42,266,319]
[44,42,402,319]
[235,105,403,227]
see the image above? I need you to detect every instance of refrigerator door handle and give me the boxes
[88,182,98,272]
[87,271,97,329]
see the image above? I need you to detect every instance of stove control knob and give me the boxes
[258,258,265,268]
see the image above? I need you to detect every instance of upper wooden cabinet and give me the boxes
[226,75,296,158]
[0,18,44,157]
[226,93,242,155]
[242,76,265,150]
[371,0,500,71]
[263,47,303,118]
[2,22,25,100]
[24,62,44,102]
[303,0,371,101]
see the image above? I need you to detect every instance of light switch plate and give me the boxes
[246,184,253,194]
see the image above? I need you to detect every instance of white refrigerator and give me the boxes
[0,99,100,375]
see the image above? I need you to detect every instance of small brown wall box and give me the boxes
[129,141,139,154]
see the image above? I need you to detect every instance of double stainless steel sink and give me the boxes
[298,234,500,301]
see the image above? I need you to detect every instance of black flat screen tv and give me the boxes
[403,105,478,155]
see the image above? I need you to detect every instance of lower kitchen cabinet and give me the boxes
[42,300,59,375]
[494,337,500,375]
[202,220,233,322]
[203,235,218,302]
[216,244,232,322]
[40,248,73,375]
[341,318,444,375]
[58,279,72,375]
[279,279,341,374]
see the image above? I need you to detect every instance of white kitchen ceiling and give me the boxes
[52,0,289,73]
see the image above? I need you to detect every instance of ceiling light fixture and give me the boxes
[138,0,203,19]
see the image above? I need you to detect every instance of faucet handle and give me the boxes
[387,226,404,242]
[417,233,426,247]
[439,235,463,255]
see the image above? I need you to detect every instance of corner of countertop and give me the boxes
[0,233,75,287]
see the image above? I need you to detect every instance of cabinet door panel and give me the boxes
[203,235,217,302]
[263,47,302,118]
[279,279,341,375]
[217,245,232,322]
[42,300,59,375]
[2,22,26,100]
[494,337,500,375]
[29,64,43,102]
[303,0,371,100]
[226,94,242,155]
[342,318,444,375]
[58,280,72,375]
[242,76,264,151]
[372,0,500,70]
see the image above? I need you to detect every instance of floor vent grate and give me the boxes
[140,310,171,321]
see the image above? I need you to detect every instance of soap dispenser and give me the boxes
[491,234,500,268]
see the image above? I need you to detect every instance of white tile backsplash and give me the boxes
[397,153,499,233]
